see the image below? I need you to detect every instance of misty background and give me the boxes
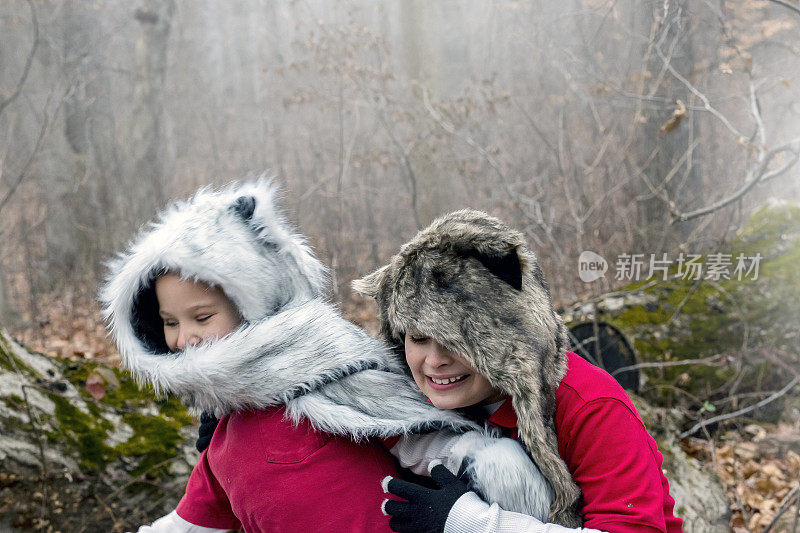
[2,2,800,531]
[1,0,798,333]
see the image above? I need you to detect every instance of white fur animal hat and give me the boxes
[353,209,583,526]
[100,178,327,363]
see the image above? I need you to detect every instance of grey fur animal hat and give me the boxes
[353,209,582,525]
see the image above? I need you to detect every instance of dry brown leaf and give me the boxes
[94,366,120,389]
[659,100,687,134]
[735,442,759,461]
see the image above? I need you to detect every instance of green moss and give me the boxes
[737,202,800,242]
[61,361,93,385]
[52,360,193,477]
[51,395,114,472]
[102,374,149,410]
[0,333,36,375]
[1,414,31,433]
[2,332,193,484]
[154,396,193,426]
[115,411,187,477]
[50,390,189,476]
[1,393,25,409]
[579,202,800,413]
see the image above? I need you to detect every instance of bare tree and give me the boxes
[129,0,176,218]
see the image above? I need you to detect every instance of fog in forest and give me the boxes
[3,3,800,531]
[1,0,798,328]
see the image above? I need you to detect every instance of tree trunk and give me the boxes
[130,0,176,217]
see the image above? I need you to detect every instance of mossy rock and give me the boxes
[0,328,197,531]
[565,201,800,421]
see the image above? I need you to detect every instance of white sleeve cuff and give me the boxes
[390,430,464,475]
[131,510,235,533]
[444,492,609,533]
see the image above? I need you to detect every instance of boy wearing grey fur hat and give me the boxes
[101,181,556,532]
[354,209,684,533]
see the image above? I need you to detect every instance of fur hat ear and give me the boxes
[232,195,256,221]
[352,265,389,299]
[460,247,523,291]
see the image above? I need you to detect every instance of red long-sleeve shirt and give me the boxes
[485,351,683,532]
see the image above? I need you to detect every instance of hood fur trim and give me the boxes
[100,178,327,361]
[353,209,582,526]
[99,180,477,440]
[123,297,476,437]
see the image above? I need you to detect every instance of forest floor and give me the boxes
[9,294,800,532]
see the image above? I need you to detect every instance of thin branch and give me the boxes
[763,483,800,533]
[0,83,75,215]
[636,140,699,202]
[422,86,571,267]
[679,373,800,438]
[0,0,39,117]
[706,279,750,352]
[769,0,800,17]
[655,40,746,140]
[672,144,800,222]
[749,80,767,147]
[664,279,702,327]
[0,117,47,215]
[421,86,509,187]
[2,340,49,529]
[611,354,726,377]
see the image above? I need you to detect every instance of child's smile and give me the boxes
[404,331,504,409]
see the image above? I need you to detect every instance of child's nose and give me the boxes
[426,342,454,367]
[176,329,201,350]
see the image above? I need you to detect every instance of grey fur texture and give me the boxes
[99,180,555,518]
[353,209,584,526]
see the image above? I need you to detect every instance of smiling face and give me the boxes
[404,330,504,410]
[155,273,243,352]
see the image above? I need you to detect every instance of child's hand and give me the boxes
[196,411,219,452]
[381,461,471,533]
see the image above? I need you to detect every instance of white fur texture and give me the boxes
[99,180,476,437]
[461,438,554,522]
[100,178,327,351]
[428,429,553,520]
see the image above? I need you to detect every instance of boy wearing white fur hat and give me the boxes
[101,181,556,532]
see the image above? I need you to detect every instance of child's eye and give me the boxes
[163,319,178,327]
[196,314,214,323]
[409,335,429,344]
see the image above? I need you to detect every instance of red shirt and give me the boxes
[488,352,684,532]
[175,406,397,532]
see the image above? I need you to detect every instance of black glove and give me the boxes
[195,411,219,452]
[382,462,472,533]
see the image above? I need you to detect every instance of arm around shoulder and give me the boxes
[443,492,609,533]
